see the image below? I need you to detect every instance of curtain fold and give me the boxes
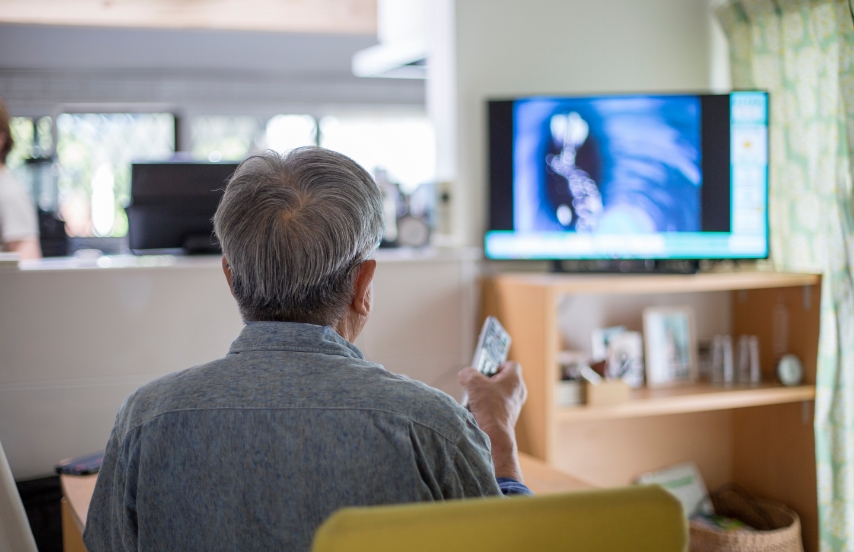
[716,1,854,549]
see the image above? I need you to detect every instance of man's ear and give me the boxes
[351,259,377,316]
[222,256,236,298]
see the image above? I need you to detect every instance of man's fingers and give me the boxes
[460,363,522,385]
[493,361,521,380]
[458,366,487,386]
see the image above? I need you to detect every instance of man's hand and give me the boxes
[458,361,527,482]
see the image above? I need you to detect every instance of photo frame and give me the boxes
[643,306,698,387]
[607,331,645,389]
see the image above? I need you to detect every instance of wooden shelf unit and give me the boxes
[556,383,815,422]
[481,271,821,552]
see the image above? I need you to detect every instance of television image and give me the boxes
[486,91,769,262]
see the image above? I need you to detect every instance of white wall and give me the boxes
[431,0,714,246]
[356,248,480,397]
[0,259,243,480]
[709,0,733,92]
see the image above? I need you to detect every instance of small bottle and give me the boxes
[737,335,750,383]
[749,336,761,384]
[711,335,723,384]
[722,335,734,385]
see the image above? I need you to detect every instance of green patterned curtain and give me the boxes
[716,1,854,549]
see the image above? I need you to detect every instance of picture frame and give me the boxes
[590,325,627,361]
[606,331,645,389]
[643,306,698,387]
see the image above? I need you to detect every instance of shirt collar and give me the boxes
[228,321,365,360]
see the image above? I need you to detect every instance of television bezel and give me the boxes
[484,90,770,263]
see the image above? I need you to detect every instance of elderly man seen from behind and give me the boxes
[84,147,529,552]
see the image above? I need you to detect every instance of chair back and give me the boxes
[0,439,38,552]
[312,484,687,552]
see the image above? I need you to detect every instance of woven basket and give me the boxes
[690,485,803,552]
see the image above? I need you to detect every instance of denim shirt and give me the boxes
[83,322,507,551]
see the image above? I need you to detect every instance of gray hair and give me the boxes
[213,147,384,325]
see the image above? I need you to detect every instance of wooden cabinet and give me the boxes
[482,271,821,552]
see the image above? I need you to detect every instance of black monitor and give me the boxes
[485,91,769,263]
[126,162,239,254]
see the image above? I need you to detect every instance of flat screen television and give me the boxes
[485,91,769,264]
[126,161,239,254]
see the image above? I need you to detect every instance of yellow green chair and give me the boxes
[312,485,688,552]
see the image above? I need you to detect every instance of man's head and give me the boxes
[213,147,384,333]
[0,98,13,166]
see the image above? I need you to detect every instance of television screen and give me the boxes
[485,91,769,260]
[126,162,239,254]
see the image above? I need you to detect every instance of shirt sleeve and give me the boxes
[496,477,533,496]
[83,413,140,551]
[0,171,38,245]
[444,411,505,498]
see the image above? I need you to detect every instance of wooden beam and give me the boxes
[0,0,377,35]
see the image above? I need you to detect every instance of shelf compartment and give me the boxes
[555,383,815,422]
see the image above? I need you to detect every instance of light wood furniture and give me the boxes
[517,452,595,494]
[482,270,821,552]
[60,453,593,549]
[61,473,96,552]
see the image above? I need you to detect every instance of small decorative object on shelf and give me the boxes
[737,335,761,384]
[555,380,582,407]
[556,351,585,407]
[591,326,644,388]
[708,334,761,385]
[776,354,804,387]
[556,349,632,406]
[606,331,644,388]
[583,378,631,406]
[711,335,735,384]
[643,306,698,387]
[591,325,627,360]
[396,215,431,247]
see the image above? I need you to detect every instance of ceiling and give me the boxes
[0,23,379,77]
[0,2,428,115]
[0,22,425,115]
[0,0,377,35]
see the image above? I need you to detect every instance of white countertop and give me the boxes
[7,247,483,273]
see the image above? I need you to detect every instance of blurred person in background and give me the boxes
[0,98,40,260]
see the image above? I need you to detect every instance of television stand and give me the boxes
[481,270,821,551]
[550,259,700,274]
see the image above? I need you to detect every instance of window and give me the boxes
[7,115,54,193]
[9,110,435,242]
[8,116,54,169]
[8,118,32,170]
[319,114,435,193]
[56,113,175,237]
[190,115,264,162]
[265,115,317,153]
